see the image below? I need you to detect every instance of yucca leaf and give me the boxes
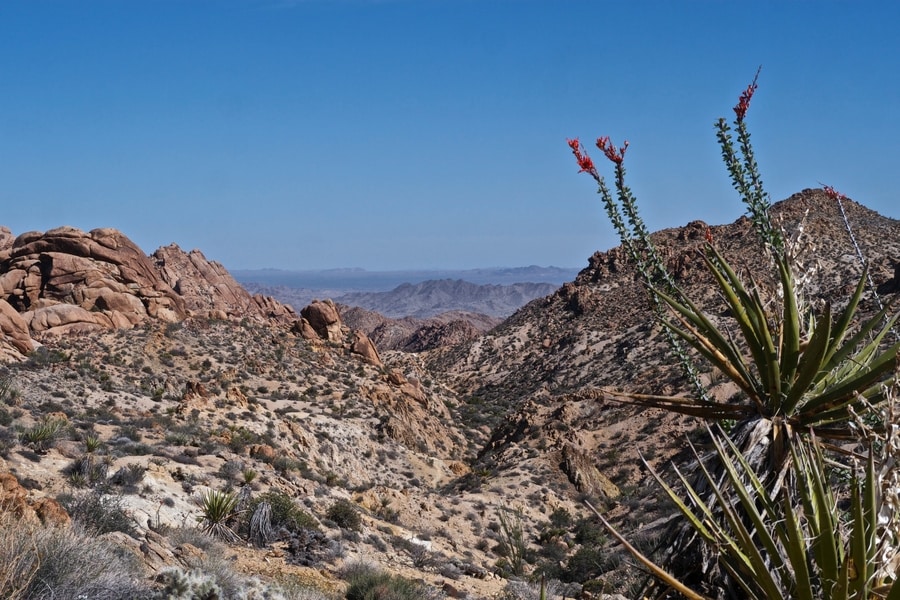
[819,303,898,384]
[791,439,845,598]
[831,554,851,600]
[703,250,778,393]
[818,267,872,370]
[777,257,802,407]
[656,286,757,384]
[795,345,899,425]
[780,489,814,600]
[643,455,719,544]
[608,391,753,420]
[857,449,878,593]
[659,301,764,406]
[831,266,868,339]
[848,477,868,597]
[584,500,714,600]
[709,432,790,589]
[782,303,833,415]
[690,435,784,598]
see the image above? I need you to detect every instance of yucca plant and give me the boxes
[21,418,65,453]
[619,241,899,460]
[587,409,900,599]
[197,489,241,543]
[569,70,900,598]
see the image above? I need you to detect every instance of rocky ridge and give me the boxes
[339,305,502,352]
[0,226,325,361]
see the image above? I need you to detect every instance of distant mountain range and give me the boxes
[234,266,580,318]
[232,265,579,290]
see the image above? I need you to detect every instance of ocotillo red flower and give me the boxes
[595,136,629,165]
[567,138,597,176]
[823,185,847,201]
[734,66,761,122]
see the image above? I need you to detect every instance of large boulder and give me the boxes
[300,300,343,341]
[350,330,382,366]
[0,299,37,354]
[2,227,186,329]
[0,227,14,256]
[25,303,114,335]
[0,471,71,526]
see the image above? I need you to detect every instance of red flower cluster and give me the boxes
[734,67,761,122]
[823,185,847,201]
[567,138,597,176]
[596,136,629,165]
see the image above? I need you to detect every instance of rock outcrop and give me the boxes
[152,244,295,323]
[296,299,383,366]
[300,300,343,342]
[340,305,500,352]
[0,227,187,353]
[0,471,71,527]
[0,226,297,359]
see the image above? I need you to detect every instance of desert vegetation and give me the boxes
[569,70,900,598]
[0,74,898,599]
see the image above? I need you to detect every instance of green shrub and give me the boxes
[342,561,438,600]
[326,498,362,531]
[21,418,65,453]
[242,490,318,537]
[25,346,69,368]
[110,463,147,489]
[0,373,18,406]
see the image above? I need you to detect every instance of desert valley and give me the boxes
[1,188,899,599]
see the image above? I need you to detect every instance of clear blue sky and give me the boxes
[2,1,898,271]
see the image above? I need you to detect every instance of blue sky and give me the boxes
[2,1,898,271]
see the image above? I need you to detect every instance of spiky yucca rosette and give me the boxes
[570,70,900,599]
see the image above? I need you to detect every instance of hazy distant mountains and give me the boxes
[235,266,579,318]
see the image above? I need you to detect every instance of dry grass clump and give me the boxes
[0,513,148,599]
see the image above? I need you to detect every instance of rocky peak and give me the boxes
[151,243,295,323]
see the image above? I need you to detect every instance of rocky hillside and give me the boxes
[0,225,621,599]
[0,189,897,599]
[422,189,900,542]
[335,280,559,319]
[339,305,502,352]
[430,189,900,405]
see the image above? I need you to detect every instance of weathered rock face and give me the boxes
[340,305,499,352]
[152,244,295,323]
[0,299,37,355]
[0,226,297,360]
[297,300,383,366]
[350,330,382,365]
[0,471,71,527]
[300,300,343,341]
[0,227,187,353]
[561,442,620,500]
[0,227,14,254]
